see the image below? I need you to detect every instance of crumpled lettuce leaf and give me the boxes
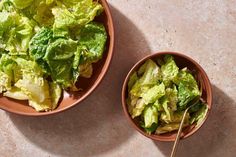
[29,27,53,73]
[0,0,15,12]
[52,0,103,37]
[190,102,208,126]
[142,83,165,104]
[0,54,20,83]
[0,71,11,93]
[79,22,107,63]
[128,72,138,92]
[49,82,62,110]
[129,59,160,97]
[10,0,33,9]
[141,105,158,134]
[0,4,35,55]
[160,97,173,123]
[21,0,55,27]
[139,59,161,86]
[44,38,79,88]
[11,57,62,111]
[130,98,146,118]
[156,122,189,134]
[143,105,158,128]
[79,63,93,78]
[165,85,178,111]
[3,87,28,100]
[0,56,62,111]
[161,55,179,86]
[176,69,200,110]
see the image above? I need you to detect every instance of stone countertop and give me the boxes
[1,0,236,157]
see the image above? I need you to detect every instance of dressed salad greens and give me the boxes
[127,55,208,134]
[0,0,107,111]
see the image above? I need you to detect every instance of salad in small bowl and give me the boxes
[122,52,212,141]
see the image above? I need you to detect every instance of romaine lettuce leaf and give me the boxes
[0,71,11,93]
[3,87,28,100]
[128,72,138,91]
[79,63,93,78]
[79,22,107,63]
[129,59,160,97]
[176,69,200,110]
[0,0,15,12]
[0,10,35,55]
[165,85,178,111]
[139,59,161,86]
[10,0,33,9]
[160,97,173,123]
[161,55,179,86]
[142,83,165,104]
[22,0,55,27]
[156,112,190,134]
[130,99,146,118]
[156,123,189,134]
[44,38,78,88]
[49,82,62,109]
[52,0,103,37]
[0,54,18,82]
[190,102,208,126]
[29,27,53,73]
[143,105,158,128]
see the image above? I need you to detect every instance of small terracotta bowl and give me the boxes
[122,52,212,141]
[0,0,114,116]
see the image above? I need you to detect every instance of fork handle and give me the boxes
[170,108,189,157]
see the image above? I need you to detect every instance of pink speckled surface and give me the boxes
[1,0,236,157]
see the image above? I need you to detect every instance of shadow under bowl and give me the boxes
[0,0,114,116]
[122,52,212,141]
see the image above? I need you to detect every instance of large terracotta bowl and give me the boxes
[122,52,212,141]
[0,0,114,116]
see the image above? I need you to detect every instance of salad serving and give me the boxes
[0,0,107,111]
[126,55,208,134]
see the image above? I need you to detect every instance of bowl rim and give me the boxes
[0,0,115,116]
[121,51,213,141]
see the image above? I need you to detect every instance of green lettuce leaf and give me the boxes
[128,72,138,91]
[0,54,20,83]
[0,0,15,12]
[52,0,103,37]
[0,10,35,55]
[0,71,11,93]
[130,99,146,118]
[161,55,179,86]
[79,22,107,63]
[22,0,55,27]
[156,123,188,134]
[3,87,28,100]
[176,69,200,110]
[165,85,178,111]
[142,83,165,104]
[143,105,158,128]
[44,38,79,88]
[29,27,53,73]
[129,59,160,97]
[190,102,208,126]
[10,0,33,9]
[49,82,62,109]
[139,59,161,86]
[79,63,93,78]
[160,97,173,123]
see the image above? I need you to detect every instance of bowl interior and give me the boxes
[0,0,114,116]
[122,52,212,141]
